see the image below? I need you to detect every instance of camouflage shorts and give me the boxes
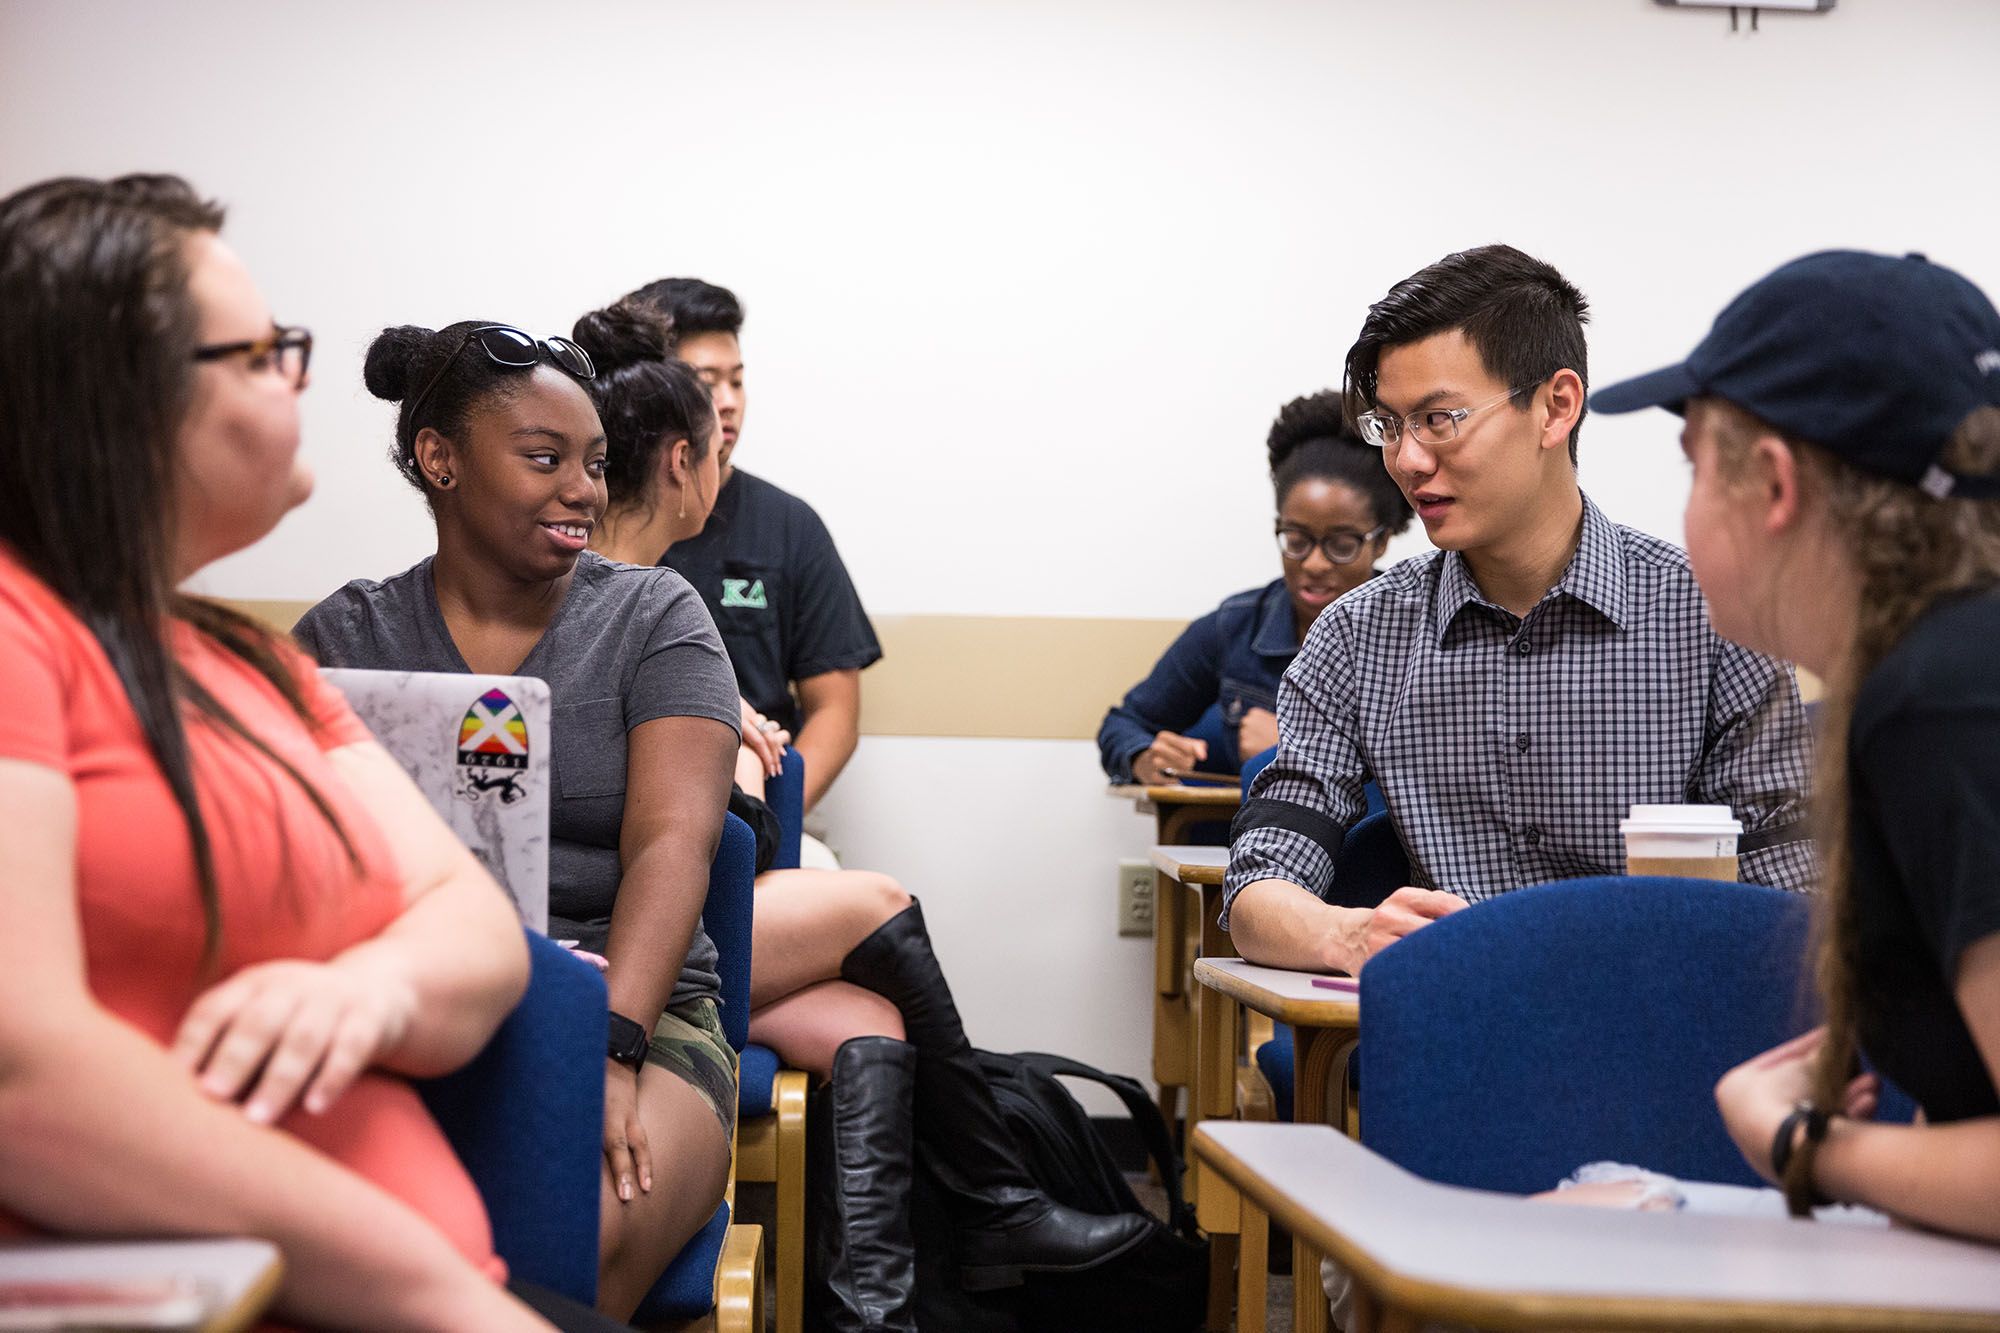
[647,997,737,1138]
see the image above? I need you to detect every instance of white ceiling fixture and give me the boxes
[1656,0,1835,32]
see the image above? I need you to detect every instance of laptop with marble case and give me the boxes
[320,668,551,933]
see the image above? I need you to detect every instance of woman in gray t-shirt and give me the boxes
[293,320,739,1322]
[569,300,1154,1331]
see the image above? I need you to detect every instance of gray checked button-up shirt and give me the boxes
[1221,495,1815,925]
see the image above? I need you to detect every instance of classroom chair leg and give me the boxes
[773,1070,809,1333]
[1206,1232,1239,1333]
[1295,1231,1327,1333]
[1238,1202,1268,1333]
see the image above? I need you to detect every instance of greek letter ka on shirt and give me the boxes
[721,578,768,609]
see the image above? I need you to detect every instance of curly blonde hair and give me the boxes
[1703,398,2000,1197]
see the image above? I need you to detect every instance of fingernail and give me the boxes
[245,1101,272,1124]
[641,1172,652,1192]
[620,1179,633,1201]
[304,1092,327,1114]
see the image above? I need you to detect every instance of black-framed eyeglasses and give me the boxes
[405,325,595,430]
[1275,523,1387,565]
[1355,386,1535,450]
[192,324,313,388]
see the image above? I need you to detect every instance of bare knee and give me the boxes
[852,871,911,928]
[839,984,906,1041]
[752,981,905,1079]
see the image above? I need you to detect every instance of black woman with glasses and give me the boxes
[1098,391,1412,784]
[292,321,742,1320]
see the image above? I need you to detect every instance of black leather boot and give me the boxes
[840,902,1152,1291]
[807,1037,920,1332]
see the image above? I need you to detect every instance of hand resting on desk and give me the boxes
[1359,887,1469,966]
[1230,878,1468,974]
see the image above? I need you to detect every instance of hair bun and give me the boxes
[363,325,437,402]
[571,300,673,376]
[1266,390,1353,474]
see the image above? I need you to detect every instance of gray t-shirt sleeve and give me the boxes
[289,595,345,663]
[291,578,410,670]
[626,578,743,737]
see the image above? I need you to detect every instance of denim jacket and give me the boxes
[1098,578,1299,781]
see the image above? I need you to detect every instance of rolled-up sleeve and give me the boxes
[1221,610,1372,928]
[1696,639,1817,892]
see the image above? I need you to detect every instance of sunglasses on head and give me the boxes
[406,324,596,429]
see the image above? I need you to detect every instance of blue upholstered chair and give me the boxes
[421,813,764,1331]
[736,749,809,1333]
[1242,744,1277,789]
[1185,701,1237,776]
[766,747,805,873]
[418,931,606,1302]
[635,811,764,1329]
[1358,875,1829,1192]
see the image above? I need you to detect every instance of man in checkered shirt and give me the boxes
[1223,245,1815,975]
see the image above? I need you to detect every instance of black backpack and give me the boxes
[907,1050,1209,1333]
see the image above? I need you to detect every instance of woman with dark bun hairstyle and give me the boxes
[573,299,1152,1332]
[0,175,575,1329]
[292,314,739,1320]
[1099,391,1413,782]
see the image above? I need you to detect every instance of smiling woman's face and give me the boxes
[427,365,608,584]
[1276,476,1387,632]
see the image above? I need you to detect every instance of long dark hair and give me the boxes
[1704,399,2000,1196]
[570,298,716,510]
[0,174,351,968]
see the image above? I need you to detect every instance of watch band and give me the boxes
[1770,1101,1831,1216]
[607,1010,650,1071]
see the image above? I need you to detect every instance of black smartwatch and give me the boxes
[607,1011,650,1071]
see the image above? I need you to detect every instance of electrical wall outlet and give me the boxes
[1117,860,1155,937]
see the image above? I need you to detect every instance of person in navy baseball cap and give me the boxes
[1585,251,2000,1244]
[1593,249,2000,499]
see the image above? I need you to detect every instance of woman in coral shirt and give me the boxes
[0,175,563,1330]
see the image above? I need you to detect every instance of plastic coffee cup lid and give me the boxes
[1620,803,1743,836]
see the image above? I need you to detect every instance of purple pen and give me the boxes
[1310,976,1360,993]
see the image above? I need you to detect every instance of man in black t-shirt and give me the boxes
[629,277,882,811]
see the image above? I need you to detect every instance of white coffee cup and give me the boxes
[1620,804,1743,882]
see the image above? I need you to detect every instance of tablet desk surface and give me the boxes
[1195,1122,2000,1333]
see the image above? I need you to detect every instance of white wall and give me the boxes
[6,0,1999,1103]
[814,738,1165,1111]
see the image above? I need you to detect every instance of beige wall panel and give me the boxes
[861,615,1182,740]
[230,599,313,636]
[221,598,1821,731]
[226,600,1182,741]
